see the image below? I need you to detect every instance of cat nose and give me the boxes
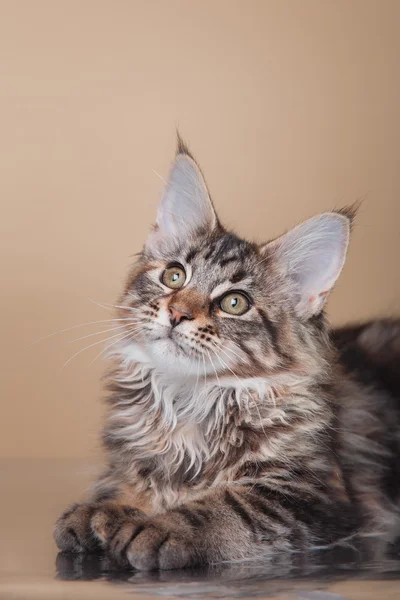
[169,304,194,327]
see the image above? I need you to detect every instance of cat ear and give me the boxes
[148,149,217,249]
[263,212,351,318]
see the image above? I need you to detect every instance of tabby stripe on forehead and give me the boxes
[230,270,246,284]
[205,235,243,263]
[204,241,218,260]
[218,255,239,268]
[224,490,256,534]
[186,248,198,263]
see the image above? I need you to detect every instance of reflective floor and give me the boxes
[1,459,400,599]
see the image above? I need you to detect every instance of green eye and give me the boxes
[219,292,250,315]
[161,265,186,289]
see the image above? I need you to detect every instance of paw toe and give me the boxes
[54,524,83,552]
[90,506,123,544]
[157,536,196,570]
[54,503,100,552]
[125,524,173,571]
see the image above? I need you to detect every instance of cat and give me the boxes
[54,137,400,571]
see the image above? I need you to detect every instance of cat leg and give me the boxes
[92,484,357,570]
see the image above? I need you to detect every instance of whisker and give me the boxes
[217,344,251,377]
[205,348,222,392]
[89,329,141,366]
[211,347,253,405]
[202,349,208,388]
[127,292,139,300]
[216,342,245,363]
[210,347,239,382]
[192,353,201,402]
[214,345,269,441]
[68,323,141,344]
[88,298,141,313]
[59,330,128,371]
[31,318,141,345]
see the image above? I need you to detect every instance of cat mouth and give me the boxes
[153,330,204,358]
[142,325,205,361]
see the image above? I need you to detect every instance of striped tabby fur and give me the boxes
[55,140,400,570]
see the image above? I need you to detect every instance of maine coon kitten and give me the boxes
[54,139,400,571]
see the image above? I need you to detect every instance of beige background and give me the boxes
[0,0,399,459]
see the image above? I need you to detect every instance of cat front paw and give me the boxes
[91,508,198,571]
[54,502,143,554]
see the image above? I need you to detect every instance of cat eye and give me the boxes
[161,264,186,289]
[219,292,251,316]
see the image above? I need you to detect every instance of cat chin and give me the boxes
[146,339,206,376]
[115,338,209,378]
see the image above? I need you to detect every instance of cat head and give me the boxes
[115,139,353,382]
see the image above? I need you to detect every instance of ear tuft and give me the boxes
[334,200,361,231]
[176,131,194,159]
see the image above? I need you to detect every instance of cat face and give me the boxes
[115,142,351,380]
[119,229,290,377]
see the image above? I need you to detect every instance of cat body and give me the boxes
[55,140,400,570]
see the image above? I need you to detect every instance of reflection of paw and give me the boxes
[55,551,109,581]
[92,509,197,571]
[54,502,143,553]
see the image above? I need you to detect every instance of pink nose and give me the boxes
[169,304,193,327]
